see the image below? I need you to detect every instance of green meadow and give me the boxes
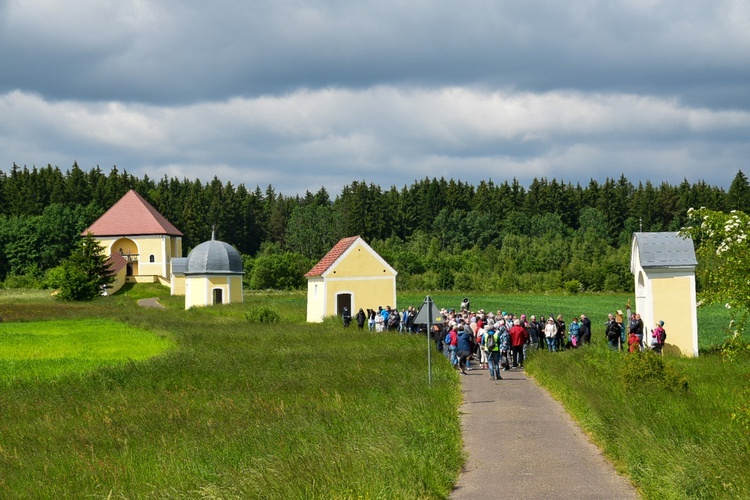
[0,287,747,498]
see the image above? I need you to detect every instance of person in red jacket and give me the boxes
[508,319,529,369]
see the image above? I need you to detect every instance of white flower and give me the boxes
[725,303,732,309]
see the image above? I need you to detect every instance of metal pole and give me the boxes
[427,295,433,387]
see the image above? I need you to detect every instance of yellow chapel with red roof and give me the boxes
[84,189,183,293]
[305,236,397,322]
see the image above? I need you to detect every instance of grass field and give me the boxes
[0,288,462,498]
[0,287,746,498]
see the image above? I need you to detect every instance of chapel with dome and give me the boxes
[171,232,244,309]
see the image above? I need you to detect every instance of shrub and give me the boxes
[619,350,688,392]
[245,306,281,323]
[717,335,750,362]
[563,279,582,295]
[2,274,43,289]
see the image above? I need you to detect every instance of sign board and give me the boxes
[414,297,443,324]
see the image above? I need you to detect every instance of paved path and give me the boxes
[451,364,638,499]
[137,297,165,309]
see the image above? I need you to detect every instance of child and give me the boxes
[568,317,580,348]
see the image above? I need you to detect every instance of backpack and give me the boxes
[606,322,621,341]
[485,331,496,351]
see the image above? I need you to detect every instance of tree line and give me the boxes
[1,162,749,292]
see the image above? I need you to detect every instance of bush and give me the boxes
[619,351,688,392]
[245,306,281,324]
[2,274,43,289]
[563,279,582,295]
[717,335,750,362]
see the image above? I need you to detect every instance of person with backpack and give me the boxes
[651,320,666,354]
[606,314,622,351]
[497,320,511,370]
[483,322,503,380]
[457,325,473,375]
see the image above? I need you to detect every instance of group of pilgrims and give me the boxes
[342,298,666,381]
[431,298,593,380]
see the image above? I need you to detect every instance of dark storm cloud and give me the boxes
[1,1,749,196]
[1,1,748,108]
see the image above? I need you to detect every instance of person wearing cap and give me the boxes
[342,307,351,327]
[652,320,666,354]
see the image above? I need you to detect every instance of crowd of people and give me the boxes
[432,302,668,380]
[344,300,667,381]
[431,306,594,380]
[344,305,421,333]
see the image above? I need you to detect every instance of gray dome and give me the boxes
[185,239,243,274]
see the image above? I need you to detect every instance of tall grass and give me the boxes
[1,287,744,498]
[0,289,462,498]
[525,344,750,498]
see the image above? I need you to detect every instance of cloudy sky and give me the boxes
[2,0,749,196]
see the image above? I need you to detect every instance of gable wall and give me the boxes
[327,241,395,278]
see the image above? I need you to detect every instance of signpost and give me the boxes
[414,295,443,386]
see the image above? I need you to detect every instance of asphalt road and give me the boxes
[451,363,638,499]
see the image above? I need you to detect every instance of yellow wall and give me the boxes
[95,234,180,282]
[307,278,325,322]
[105,265,128,295]
[184,275,243,309]
[325,276,395,317]
[328,241,396,278]
[651,277,696,356]
[172,274,186,296]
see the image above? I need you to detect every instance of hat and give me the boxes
[659,320,664,326]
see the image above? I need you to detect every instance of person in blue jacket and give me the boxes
[456,325,473,375]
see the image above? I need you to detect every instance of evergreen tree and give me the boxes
[53,233,114,301]
[727,170,750,213]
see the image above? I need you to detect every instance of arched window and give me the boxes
[149,255,155,263]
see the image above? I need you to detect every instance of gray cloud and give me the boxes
[1,1,749,196]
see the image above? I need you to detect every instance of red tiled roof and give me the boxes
[105,252,128,275]
[83,190,183,237]
[304,236,360,277]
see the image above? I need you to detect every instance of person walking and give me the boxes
[457,325,473,375]
[509,319,529,368]
[483,323,502,380]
